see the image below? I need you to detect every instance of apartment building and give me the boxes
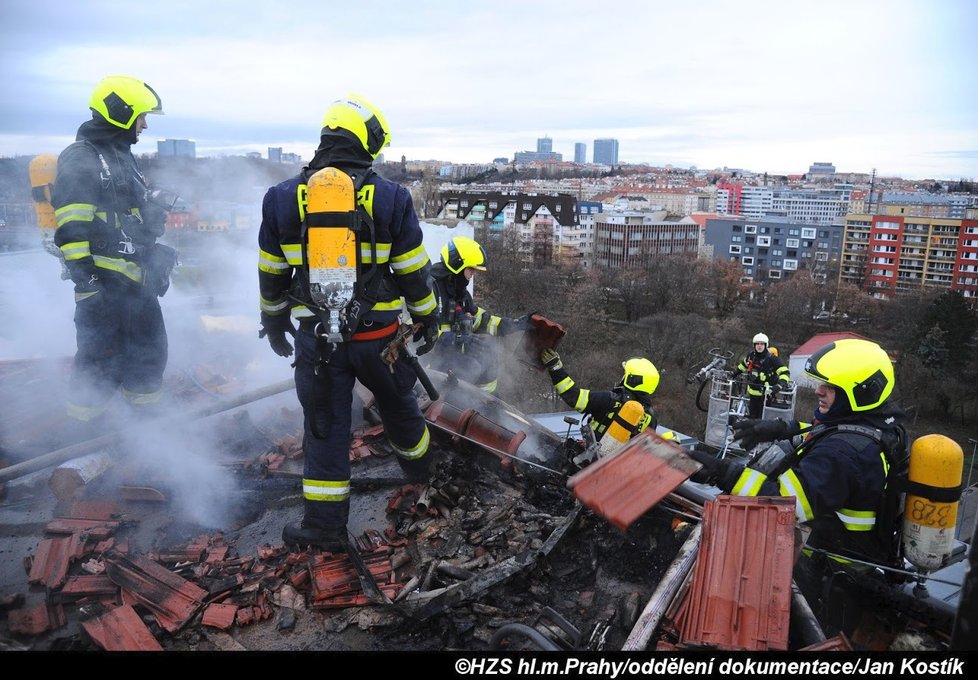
[436,189,578,266]
[568,201,601,267]
[875,192,975,220]
[593,211,700,269]
[839,213,978,301]
[716,184,852,225]
[703,216,845,284]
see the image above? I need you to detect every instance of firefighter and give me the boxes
[689,338,908,630]
[540,350,665,443]
[51,75,176,431]
[424,235,532,394]
[732,332,789,418]
[258,94,440,552]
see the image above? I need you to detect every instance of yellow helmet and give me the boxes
[621,357,660,395]
[441,236,487,274]
[320,94,391,159]
[89,76,163,130]
[804,338,894,412]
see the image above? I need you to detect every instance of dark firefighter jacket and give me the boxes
[258,146,435,331]
[546,365,658,442]
[52,118,167,291]
[725,402,907,565]
[735,348,790,397]
[430,262,518,338]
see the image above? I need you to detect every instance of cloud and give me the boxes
[1,0,977,179]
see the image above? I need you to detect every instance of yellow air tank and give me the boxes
[29,154,58,243]
[598,399,645,458]
[902,434,963,572]
[303,167,358,336]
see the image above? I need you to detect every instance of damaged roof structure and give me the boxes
[0,333,974,653]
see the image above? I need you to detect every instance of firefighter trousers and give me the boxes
[424,331,499,393]
[293,326,432,530]
[67,282,167,422]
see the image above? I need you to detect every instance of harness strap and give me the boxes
[350,319,399,341]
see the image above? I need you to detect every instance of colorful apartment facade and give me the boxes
[840,213,978,301]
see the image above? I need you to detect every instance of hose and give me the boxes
[694,378,710,412]
[0,378,295,483]
[489,623,562,651]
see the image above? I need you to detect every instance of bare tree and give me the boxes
[705,258,747,319]
[416,172,442,219]
[759,275,821,345]
[832,281,881,323]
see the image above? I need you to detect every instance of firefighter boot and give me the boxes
[397,454,433,484]
[282,519,348,553]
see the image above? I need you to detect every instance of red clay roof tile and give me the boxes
[679,495,796,650]
[567,431,699,530]
[81,604,164,651]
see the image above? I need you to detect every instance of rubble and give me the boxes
[2,361,965,653]
[0,377,690,652]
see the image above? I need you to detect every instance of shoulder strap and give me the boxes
[81,140,138,227]
[347,169,383,328]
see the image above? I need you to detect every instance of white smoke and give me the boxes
[0,218,477,527]
[0,249,77,360]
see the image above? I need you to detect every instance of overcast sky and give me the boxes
[1,0,975,180]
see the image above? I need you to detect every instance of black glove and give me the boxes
[687,447,745,492]
[144,243,178,297]
[540,348,562,371]
[413,315,440,356]
[66,259,101,290]
[687,448,722,485]
[769,382,782,395]
[260,313,296,358]
[730,416,794,451]
[72,274,104,297]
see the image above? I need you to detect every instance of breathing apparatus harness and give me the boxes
[290,165,393,440]
[293,166,386,368]
[61,140,177,290]
[793,420,910,568]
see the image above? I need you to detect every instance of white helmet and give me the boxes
[752,333,769,346]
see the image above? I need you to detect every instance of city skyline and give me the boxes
[1,1,976,181]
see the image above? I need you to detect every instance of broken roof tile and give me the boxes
[104,552,208,634]
[44,518,119,537]
[28,534,86,589]
[567,431,699,531]
[308,551,399,608]
[60,574,119,600]
[81,604,164,651]
[518,314,566,371]
[202,602,238,630]
[7,602,66,636]
[62,500,120,521]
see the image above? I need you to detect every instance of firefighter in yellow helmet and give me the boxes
[732,332,790,418]
[688,338,909,637]
[540,350,666,444]
[423,235,533,394]
[51,75,176,435]
[258,94,439,552]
